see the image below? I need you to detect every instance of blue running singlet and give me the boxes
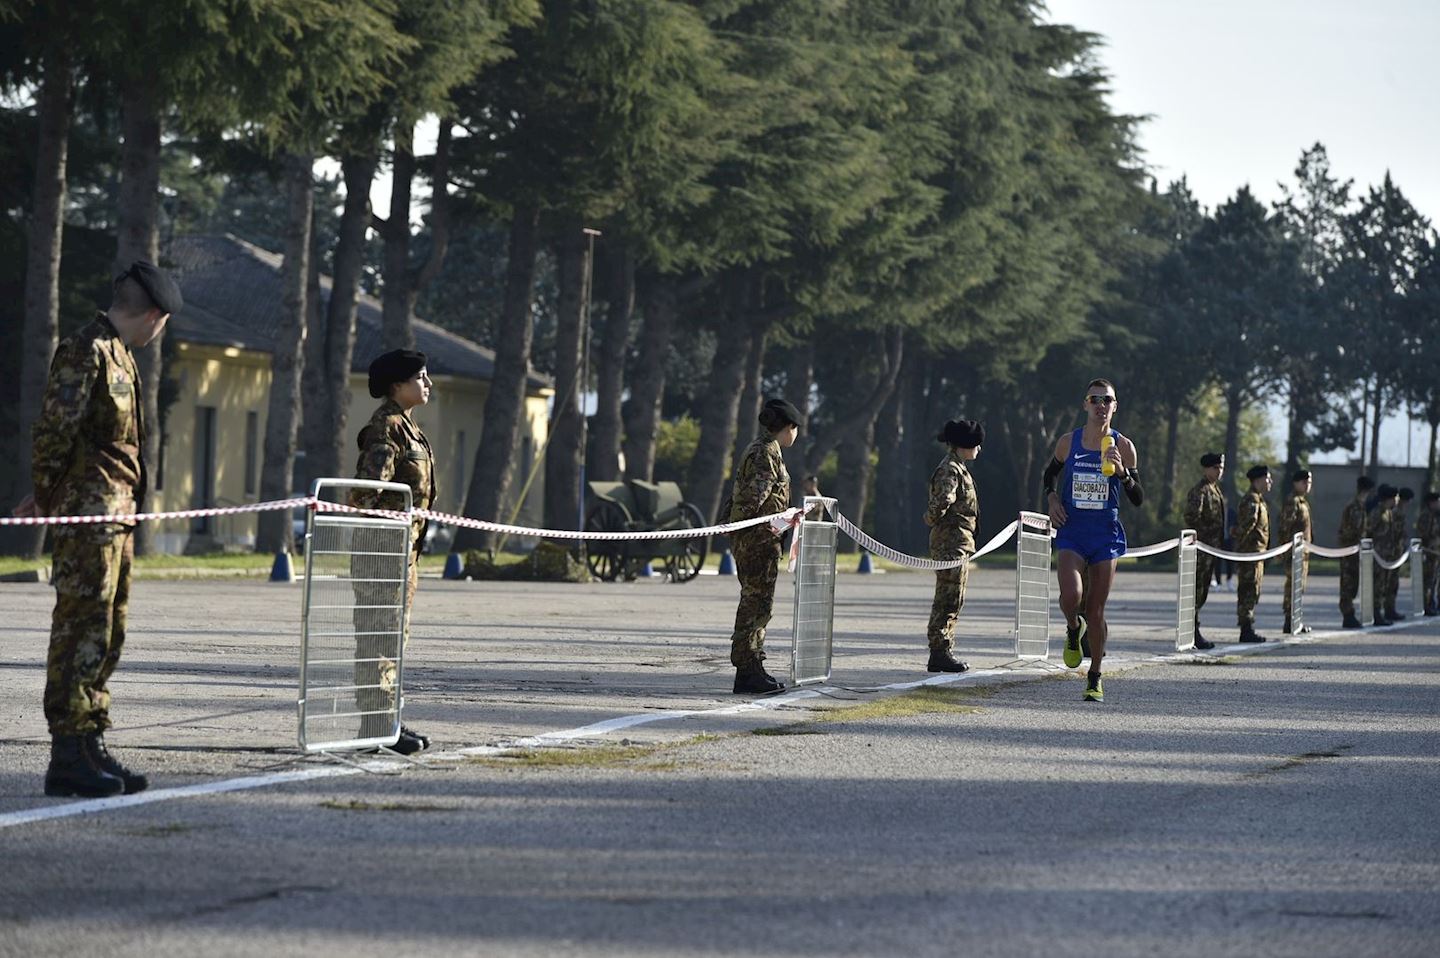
[1055,426,1128,564]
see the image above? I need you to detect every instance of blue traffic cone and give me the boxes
[718,549,735,575]
[856,550,874,574]
[443,552,465,580]
[639,562,656,577]
[269,551,294,583]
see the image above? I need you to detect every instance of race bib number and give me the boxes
[1071,471,1109,510]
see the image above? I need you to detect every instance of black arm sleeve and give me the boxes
[1122,467,1144,506]
[1042,457,1063,496]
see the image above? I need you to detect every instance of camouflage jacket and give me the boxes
[1368,505,1398,559]
[31,313,145,522]
[1338,492,1369,547]
[1183,477,1226,546]
[924,450,978,555]
[1382,507,1408,559]
[351,398,436,549]
[728,434,790,525]
[1417,508,1440,549]
[1234,490,1270,552]
[1278,493,1312,544]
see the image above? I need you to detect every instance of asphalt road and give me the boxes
[2,565,1437,956]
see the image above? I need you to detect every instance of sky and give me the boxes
[1044,0,1440,467]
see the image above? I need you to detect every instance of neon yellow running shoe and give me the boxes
[1063,613,1087,669]
[1083,674,1103,702]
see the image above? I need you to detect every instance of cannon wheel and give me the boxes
[665,503,709,583]
[585,500,631,582]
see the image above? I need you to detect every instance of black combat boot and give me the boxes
[1282,616,1291,634]
[85,732,148,794]
[1342,613,1363,629]
[733,665,786,695]
[1426,606,1439,617]
[44,734,124,798]
[1193,626,1215,650]
[1373,613,1393,627]
[926,647,970,673]
[1238,623,1267,643]
[1386,608,1405,622]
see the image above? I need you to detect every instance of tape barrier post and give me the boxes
[790,496,839,686]
[1290,532,1307,635]
[1360,537,1375,625]
[1411,538,1425,616]
[1175,530,1197,651]
[1014,511,1052,659]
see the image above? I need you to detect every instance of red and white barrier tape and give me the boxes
[0,496,314,527]
[832,512,1020,570]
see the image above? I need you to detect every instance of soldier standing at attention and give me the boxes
[351,349,436,754]
[1042,378,1143,703]
[1383,488,1414,622]
[1418,492,1440,616]
[726,398,803,695]
[12,261,180,798]
[1234,464,1273,643]
[1337,475,1374,629]
[1182,452,1225,650]
[1280,469,1314,634]
[924,419,984,674]
[1368,485,1400,625]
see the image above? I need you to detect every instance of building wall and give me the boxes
[154,343,549,553]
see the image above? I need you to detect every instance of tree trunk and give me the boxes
[545,222,586,531]
[298,221,325,492]
[4,47,70,558]
[832,421,876,553]
[454,203,541,552]
[872,348,911,548]
[412,118,453,300]
[1160,400,1181,522]
[1369,380,1384,469]
[729,316,768,477]
[805,328,904,474]
[780,342,814,502]
[1223,385,1244,500]
[115,75,162,555]
[256,152,313,555]
[687,294,751,524]
[1284,374,1305,479]
[589,244,633,482]
[306,149,379,482]
[621,273,676,482]
[1427,417,1438,493]
[380,122,416,351]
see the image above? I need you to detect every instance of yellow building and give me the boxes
[151,235,552,554]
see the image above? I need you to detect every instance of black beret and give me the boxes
[758,398,804,430]
[367,349,427,398]
[1377,483,1397,499]
[1246,464,1270,480]
[937,419,985,448]
[1399,487,1414,500]
[1200,452,1224,468]
[117,260,183,315]
[1425,491,1439,504]
[1291,469,1311,483]
[1357,475,1376,491]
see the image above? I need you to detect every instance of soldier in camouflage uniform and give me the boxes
[1382,487,1414,620]
[1337,475,1374,628]
[1280,469,1313,634]
[1182,452,1226,649]
[349,350,436,754]
[1234,464,1272,642]
[726,398,803,695]
[14,262,180,798]
[924,419,984,673]
[1418,492,1440,616]
[1368,485,1401,624]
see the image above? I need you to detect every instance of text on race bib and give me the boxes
[1071,471,1109,510]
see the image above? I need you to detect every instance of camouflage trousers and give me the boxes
[729,531,781,669]
[1194,551,1216,623]
[1425,555,1438,610]
[353,540,420,727]
[1236,557,1264,625]
[1282,553,1309,618]
[926,557,971,650]
[1338,555,1359,617]
[44,524,134,735]
[1378,563,1398,616]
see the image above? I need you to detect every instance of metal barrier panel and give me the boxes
[1290,532,1307,635]
[791,497,838,686]
[1175,530,1197,651]
[299,479,412,752]
[1411,538,1425,615]
[1359,537,1375,625]
[1014,511,1052,659]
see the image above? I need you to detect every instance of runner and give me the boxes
[1042,379,1143,702]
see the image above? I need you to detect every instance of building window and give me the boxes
[244,411,259,497]
[192,406,217,534]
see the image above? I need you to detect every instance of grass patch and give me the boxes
[470,735,715,771]
[752,724,826,736]
[811,685,994,723]
[1176,655,1238,666]
[319,799,459,812]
